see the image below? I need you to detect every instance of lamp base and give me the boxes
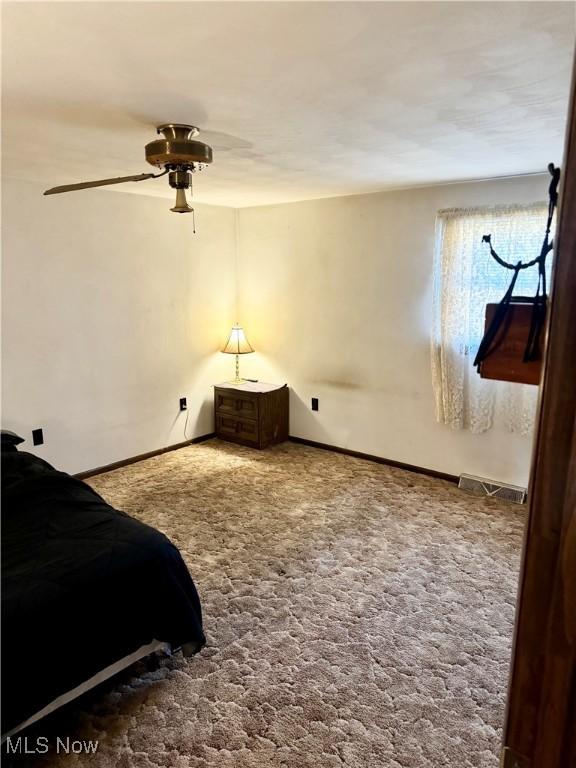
[228,354,248,386]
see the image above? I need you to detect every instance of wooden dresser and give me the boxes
[214,382,289,449]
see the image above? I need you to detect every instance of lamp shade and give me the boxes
[222,324,254,355]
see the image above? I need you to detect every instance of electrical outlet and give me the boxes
[311,398,319,411]
[179,397,187,411]
[32,428,44,446]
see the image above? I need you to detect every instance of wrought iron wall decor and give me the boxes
[473,164,561,378]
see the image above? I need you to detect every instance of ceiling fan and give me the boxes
[43,124,213,214]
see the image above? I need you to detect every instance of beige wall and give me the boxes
[1,177,236,474]
[237,175,547,486]
[2,173,546,485]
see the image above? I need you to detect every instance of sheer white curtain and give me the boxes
[431,202,549,435]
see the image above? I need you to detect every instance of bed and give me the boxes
[1,438,205,738]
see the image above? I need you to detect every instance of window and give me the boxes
[431,202,550,434]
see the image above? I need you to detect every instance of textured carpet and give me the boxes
[29,440,525,767]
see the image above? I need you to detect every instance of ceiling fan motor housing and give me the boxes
[169,170,191,189]
[145,123,213,170]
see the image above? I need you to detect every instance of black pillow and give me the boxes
[1,430,25,448]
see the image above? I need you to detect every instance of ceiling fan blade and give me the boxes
[43,173,157,196]
[198,129,253,152]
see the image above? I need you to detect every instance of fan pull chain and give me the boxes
[190,171,196,233]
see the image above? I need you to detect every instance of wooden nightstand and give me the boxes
[214,382,289,449]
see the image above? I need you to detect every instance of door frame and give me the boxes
[502,55,576,768]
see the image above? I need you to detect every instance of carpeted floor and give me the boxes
[31,440,526,767]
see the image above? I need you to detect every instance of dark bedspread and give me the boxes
[1,449,205,734]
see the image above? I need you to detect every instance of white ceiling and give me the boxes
[2,1,574,208]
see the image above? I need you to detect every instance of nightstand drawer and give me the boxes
[215,391,259,420]
[216,414,259,446]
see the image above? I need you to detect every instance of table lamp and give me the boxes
[222,324,254,383]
